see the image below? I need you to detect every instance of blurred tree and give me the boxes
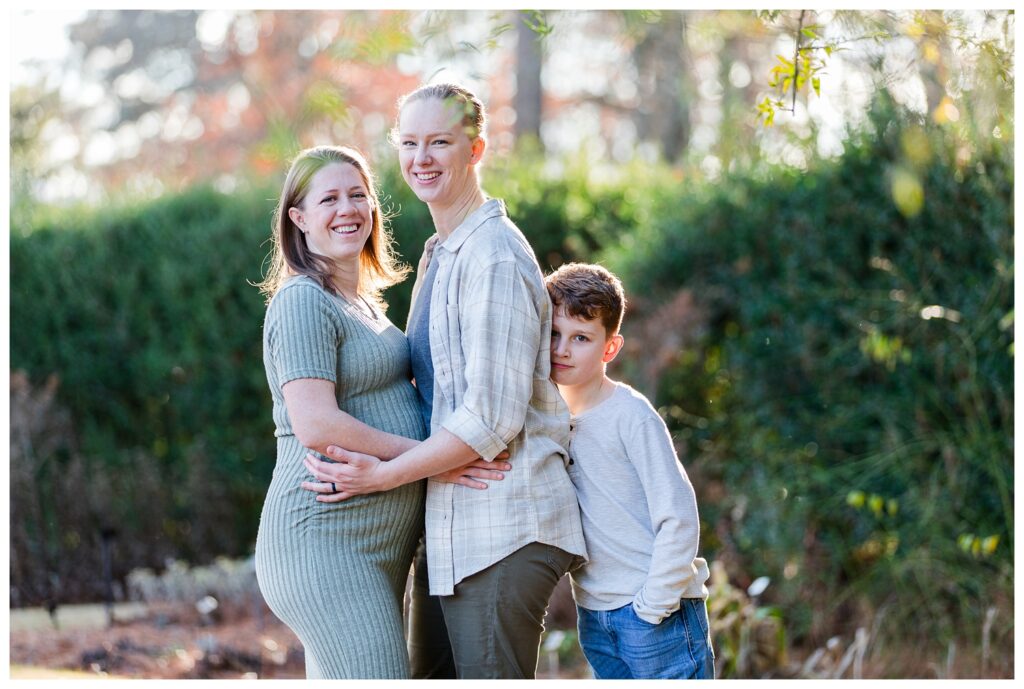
[14,10,1012,204]
[514,10,544,149]
[704,14,771,171]
[10,82,64,230]
[627,10,693,162]
[66,10,201,127]
[53,9,422,195]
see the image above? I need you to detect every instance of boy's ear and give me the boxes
[602,334,624,363]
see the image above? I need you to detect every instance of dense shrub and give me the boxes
[11,188,276,601]
[602,98,1013,652]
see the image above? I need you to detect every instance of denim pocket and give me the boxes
[626,603,669,629]
[683,599,710,639]
[612,605,701,678]
[680,599,715,678]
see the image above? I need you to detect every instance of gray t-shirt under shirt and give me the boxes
[567,381,710,624]
[407,251,439,427]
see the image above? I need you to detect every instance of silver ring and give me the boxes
[331,482,338,494]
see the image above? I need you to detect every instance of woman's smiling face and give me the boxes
[396,97,482,209]
[288,162,373,268]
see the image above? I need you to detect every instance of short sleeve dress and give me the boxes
[254,276,427,679]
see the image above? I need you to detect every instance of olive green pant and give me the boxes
[409,541,575,679]
[408,538,457,678]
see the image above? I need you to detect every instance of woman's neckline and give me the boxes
[335,290,380,322]
[433,193,489,239]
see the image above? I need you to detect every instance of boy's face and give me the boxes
[550,307,622,388]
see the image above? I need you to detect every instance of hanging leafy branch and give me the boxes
[330,11,418,64]
[521,9,554,39]
[481,20,514,51]
[755,11,896,126]
[755,9,1013,127]
[757,11,834,126]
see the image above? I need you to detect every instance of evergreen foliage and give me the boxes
[602,98,1013,645]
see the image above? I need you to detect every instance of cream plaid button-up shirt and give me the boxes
[408,199,587,595]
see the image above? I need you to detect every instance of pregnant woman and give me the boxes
[253,145,504,678]
[302,85,587,678]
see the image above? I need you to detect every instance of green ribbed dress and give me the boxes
[255,276,427,679]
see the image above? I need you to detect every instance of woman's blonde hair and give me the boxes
[258,145,409,306]
[390,82,487,145]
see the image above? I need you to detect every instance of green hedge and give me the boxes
[602,97,1013,646]
[11,188,276,580]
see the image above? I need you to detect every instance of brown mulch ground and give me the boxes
[9,602,306,679]
[9,597,589,680]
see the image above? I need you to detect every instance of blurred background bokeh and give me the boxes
[8,8,1014,679]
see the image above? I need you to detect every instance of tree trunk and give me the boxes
[514,11,544,149]
[632,11,692,163]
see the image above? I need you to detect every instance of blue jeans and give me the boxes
[576,599,715,679]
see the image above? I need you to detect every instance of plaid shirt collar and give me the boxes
[434,198,506,255]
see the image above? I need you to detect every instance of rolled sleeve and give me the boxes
[441,406,507,460]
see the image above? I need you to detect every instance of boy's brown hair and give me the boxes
[545,262,626,339]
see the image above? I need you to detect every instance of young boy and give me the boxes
[545,263,714,680]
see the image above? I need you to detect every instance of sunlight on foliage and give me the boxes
[957,533,1000,558]
[520,10,554,39]
[900,127,933,168]
[890,166,924,218]
[859,330,912,370]
[302,81,350,122]
[707,562,787,678]
[332,11,418,64]
[848,491,900,519]
[919,305,962,323]
[756,13,835,125]
[254,118,302,169]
